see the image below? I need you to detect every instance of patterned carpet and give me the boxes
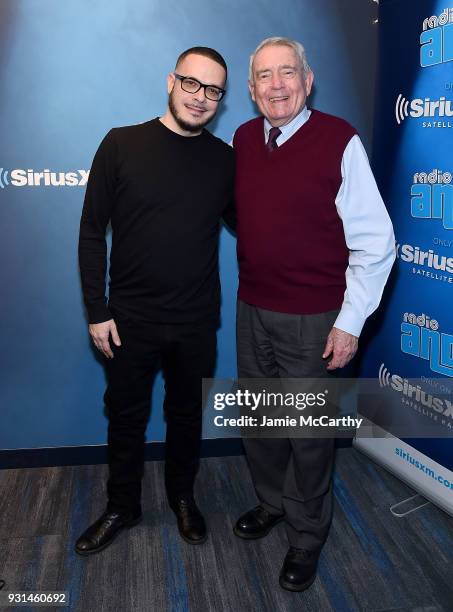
[0,448,452,611]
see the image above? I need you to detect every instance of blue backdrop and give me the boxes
[358,0,453,513]
[0,0,379,450]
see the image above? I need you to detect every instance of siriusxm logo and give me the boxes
[396,242,453,283]
[0,168,90,189]
[420,8,453,67]
[411,169,453,229]
[379,363,453,418]
[395,95,453,124]
[401,313,453,378]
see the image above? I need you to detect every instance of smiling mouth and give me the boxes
[270,96,289,102]
[185,104,207,114]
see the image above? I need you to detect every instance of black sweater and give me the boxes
[78,118,235,324]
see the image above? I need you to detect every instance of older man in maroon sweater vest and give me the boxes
[232,37,395,592]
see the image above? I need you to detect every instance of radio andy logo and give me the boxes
[420,7,453,67]
[0,168,90,189]
[401,312,453,378]
[411,169,453,229]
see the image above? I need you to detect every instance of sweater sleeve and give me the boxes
[222,199,237,232]
[222,148,236,232]
[78,129,117,324]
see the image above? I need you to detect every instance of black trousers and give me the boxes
[104,316,217,514]
[237,300,338,552]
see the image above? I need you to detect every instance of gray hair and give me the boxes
[248,37,311,82]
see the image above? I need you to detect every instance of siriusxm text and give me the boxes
[7,169,89,187]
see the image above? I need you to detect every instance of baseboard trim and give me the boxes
[0,438,245,469]
[0,437,351,469]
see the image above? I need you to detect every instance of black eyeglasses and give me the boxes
[174,73,226,101]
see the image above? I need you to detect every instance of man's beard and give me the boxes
[168,91,211,133]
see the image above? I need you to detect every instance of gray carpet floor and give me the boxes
[0,448,452,612]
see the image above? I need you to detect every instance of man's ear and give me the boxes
[304,70,314,97]
[248,80,256,102]
[167,72,175,95]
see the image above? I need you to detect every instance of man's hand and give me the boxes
[322,327,358,371]
[89,319,121,359]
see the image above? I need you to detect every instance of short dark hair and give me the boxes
[175,46,227,77]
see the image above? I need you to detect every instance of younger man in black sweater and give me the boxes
[76,47,235,554]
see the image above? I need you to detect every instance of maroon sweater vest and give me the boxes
[233,109,357,314]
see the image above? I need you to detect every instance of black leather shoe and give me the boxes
[75,510,142,556]
[169,497,207,545]
[279,547,319,592]
[233,505,284,539]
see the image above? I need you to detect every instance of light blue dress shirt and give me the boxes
[262,107,396,337]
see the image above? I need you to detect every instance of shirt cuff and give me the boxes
[333,305,365,338]
[86,302,112,325]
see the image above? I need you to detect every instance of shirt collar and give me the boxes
[264,106,311,141]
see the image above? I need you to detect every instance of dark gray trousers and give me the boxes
[237,300,338,551]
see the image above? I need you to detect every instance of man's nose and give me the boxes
[270,73,283,88]
[193,86,207,102]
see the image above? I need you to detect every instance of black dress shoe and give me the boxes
[75,510,142,556]
[279,547,319,592]
[233,505,284,539]
[169,497,207,545]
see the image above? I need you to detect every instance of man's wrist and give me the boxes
[333,308,364,338]
[86,303,112,325]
